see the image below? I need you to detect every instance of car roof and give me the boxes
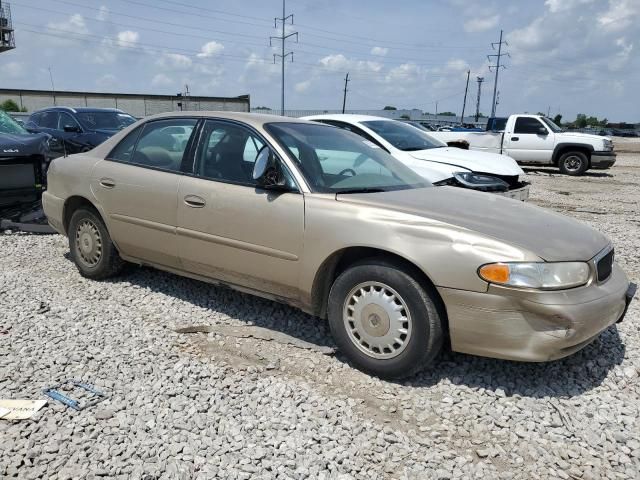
[301,114,393,123]
[31,106,128,115]
[140,111,314,129]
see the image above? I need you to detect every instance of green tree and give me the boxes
[553,114,562,126]
[0,99,22,112]
[575,114,588,128]
[399,114,410,120]
[439,111,456,116]
[383,106,397,110]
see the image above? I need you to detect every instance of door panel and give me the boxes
[504,117,555,163]
[177,177,304,298]
[91,160,180,267]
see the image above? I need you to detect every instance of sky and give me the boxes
[1,0,639,122]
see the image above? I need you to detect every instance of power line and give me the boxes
[487,29,508,118]
[269,0,298,116]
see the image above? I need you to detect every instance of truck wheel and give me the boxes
[68,207,125,279]
[558,151,589,176]
[327,259,444,379]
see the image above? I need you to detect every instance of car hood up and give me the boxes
[409,147,524,176]
[336,186,608,262]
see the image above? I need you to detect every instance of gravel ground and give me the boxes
[1,141,639,480]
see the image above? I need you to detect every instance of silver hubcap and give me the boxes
[564,155,582,172]
[75,219,102,267]
[343,282,412,359]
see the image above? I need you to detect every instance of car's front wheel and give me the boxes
[68,207,125,279]
[327,259,444,379]
[558,151,589,175]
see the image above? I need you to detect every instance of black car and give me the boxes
[25,107,136,155]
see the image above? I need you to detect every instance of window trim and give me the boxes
[190,118,301,193]
[104,117,201,175]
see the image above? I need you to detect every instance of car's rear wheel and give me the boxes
[327,259,444,379]
[558,151,589,175]
[68,207,124,279]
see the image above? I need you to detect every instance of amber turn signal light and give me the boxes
[478,264,510,284]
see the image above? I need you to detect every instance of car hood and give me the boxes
[336,186,608,262]
[557,132,605,143]
[408,147,524,176]
[0,132,50,159]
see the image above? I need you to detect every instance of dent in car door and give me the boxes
[91,118,198,268]
[176,120,304,299]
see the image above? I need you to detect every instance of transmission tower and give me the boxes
[475,77,484,122]
[488,29,509,118]
[270,0,298,116]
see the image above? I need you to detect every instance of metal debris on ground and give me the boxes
[43,380,107,411]
[0,399,47,420]
[175,324,336,355]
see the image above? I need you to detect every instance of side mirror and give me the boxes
[252,146,287,189]
[537,127,548,135]
[63,125,82,133]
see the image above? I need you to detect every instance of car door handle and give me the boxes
[184,195,206,208]
[511,137,519,141]
[99,178,116,189]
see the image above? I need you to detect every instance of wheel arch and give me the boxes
[552,143,593,166]
[62,195,102,235]
[310,246,449,330]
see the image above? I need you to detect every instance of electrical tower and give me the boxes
[475,77,484,122]
[460,69,470,124]
[342,72,350,113]
[488,29,509,118]
[0,1,16,53]
[270,0,298,116]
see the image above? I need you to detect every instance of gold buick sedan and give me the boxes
[42,112,636,379]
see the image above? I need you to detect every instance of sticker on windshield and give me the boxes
[362,140,380,149]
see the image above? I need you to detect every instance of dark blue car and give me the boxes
[25,107,136,155]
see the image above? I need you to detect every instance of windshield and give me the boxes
[0,110,28,135]
[541,117,562,133]
[265,122,430,193]
[361,120,446,151]
[76,111,136,131]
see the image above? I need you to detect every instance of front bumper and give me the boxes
[438,263,634,362]
[41,190,66,235]
[591,151,617,169]
[496,183,530,202]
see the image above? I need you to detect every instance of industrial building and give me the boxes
[0,88,250,118]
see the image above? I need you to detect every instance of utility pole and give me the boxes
[460,69,470,124]
[488,29,508,118]
[475,76,484,122]
[48,66,56,106]
[270,0,298,116]
[435,101,438,118]
[341,72,350,113]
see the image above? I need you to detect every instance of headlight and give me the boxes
[478,262,590,290]
[453,172,509,192]
[603,139,613,151]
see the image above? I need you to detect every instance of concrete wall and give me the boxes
[0,89,250,118]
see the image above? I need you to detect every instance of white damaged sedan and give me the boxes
[302,114,530,201]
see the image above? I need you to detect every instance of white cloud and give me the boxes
[151,73,174,87]
[116,31,139,48]
[47,14,88,35]
[240,53,278,85]
[159,53,193,70]
[97,6,109,21]
[5,62,24,78]
[197,41,224,58]
[464,14,500,32]
[318,54,383,74]
[370,47,388,56]
[545,0,593,14]
[96,74,117,89]
[295,80,311,93]
[598,0,640,32]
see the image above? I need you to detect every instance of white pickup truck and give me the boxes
[429,114,616,176]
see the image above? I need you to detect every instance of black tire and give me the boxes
[68,207,124,279]
[327,259,444,379]
[558,151,589,176]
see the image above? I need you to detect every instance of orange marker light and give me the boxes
[479,264,510,284]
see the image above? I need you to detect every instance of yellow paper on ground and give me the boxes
[0,400,47,420]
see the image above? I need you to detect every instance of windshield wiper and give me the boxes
[401,146,432,151]
[335,187,388,194]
